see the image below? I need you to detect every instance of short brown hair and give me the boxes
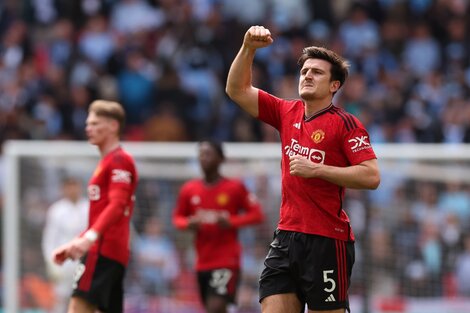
[88,100,126,133]
[298,46,349,90]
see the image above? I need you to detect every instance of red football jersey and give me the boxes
[87,147,138,265]
[258,90,377,241]
[173,178,263,271]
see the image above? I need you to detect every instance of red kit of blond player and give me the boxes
[53,100,138,313]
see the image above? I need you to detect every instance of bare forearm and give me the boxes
[289,156,380,189]
[226,46,259,117]
[314,163,380,190]
[226,45,256,96]
[226,25,273,117]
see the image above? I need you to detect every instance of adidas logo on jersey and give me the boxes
[293,122,301,129]
[325,294,336,302]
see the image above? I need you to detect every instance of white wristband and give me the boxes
[84,230,99,242]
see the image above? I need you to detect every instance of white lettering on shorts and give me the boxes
[209,269,232,295]
[72,263,86,289]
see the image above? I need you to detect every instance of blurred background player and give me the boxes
[42,176,88,313]
[173,140,264,313]
[52,100,138,313]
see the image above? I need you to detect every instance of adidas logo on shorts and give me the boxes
[325,294,336,302]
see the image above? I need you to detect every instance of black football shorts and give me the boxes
[259,229,354,312]
[72,251,126,313]
[197,268,240,305]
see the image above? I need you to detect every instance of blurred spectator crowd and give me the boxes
[350,178,470,300]
[2,0,470,311]
[1,0,470,145]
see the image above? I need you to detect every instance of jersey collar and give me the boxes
[304,103,333,122]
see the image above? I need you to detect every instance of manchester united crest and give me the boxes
[217,193,229,206]
[311,129,325,143]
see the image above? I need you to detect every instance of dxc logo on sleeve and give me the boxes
[111,169,132,184]
[348,136,371,152]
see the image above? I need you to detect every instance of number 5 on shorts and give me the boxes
[323,270,336,293]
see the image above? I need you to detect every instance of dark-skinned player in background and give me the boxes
[173,141,264,313]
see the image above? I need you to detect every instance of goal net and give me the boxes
[3,141,470,313]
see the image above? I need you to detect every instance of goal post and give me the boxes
[3,140,470,313]
[2,140,281,313]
